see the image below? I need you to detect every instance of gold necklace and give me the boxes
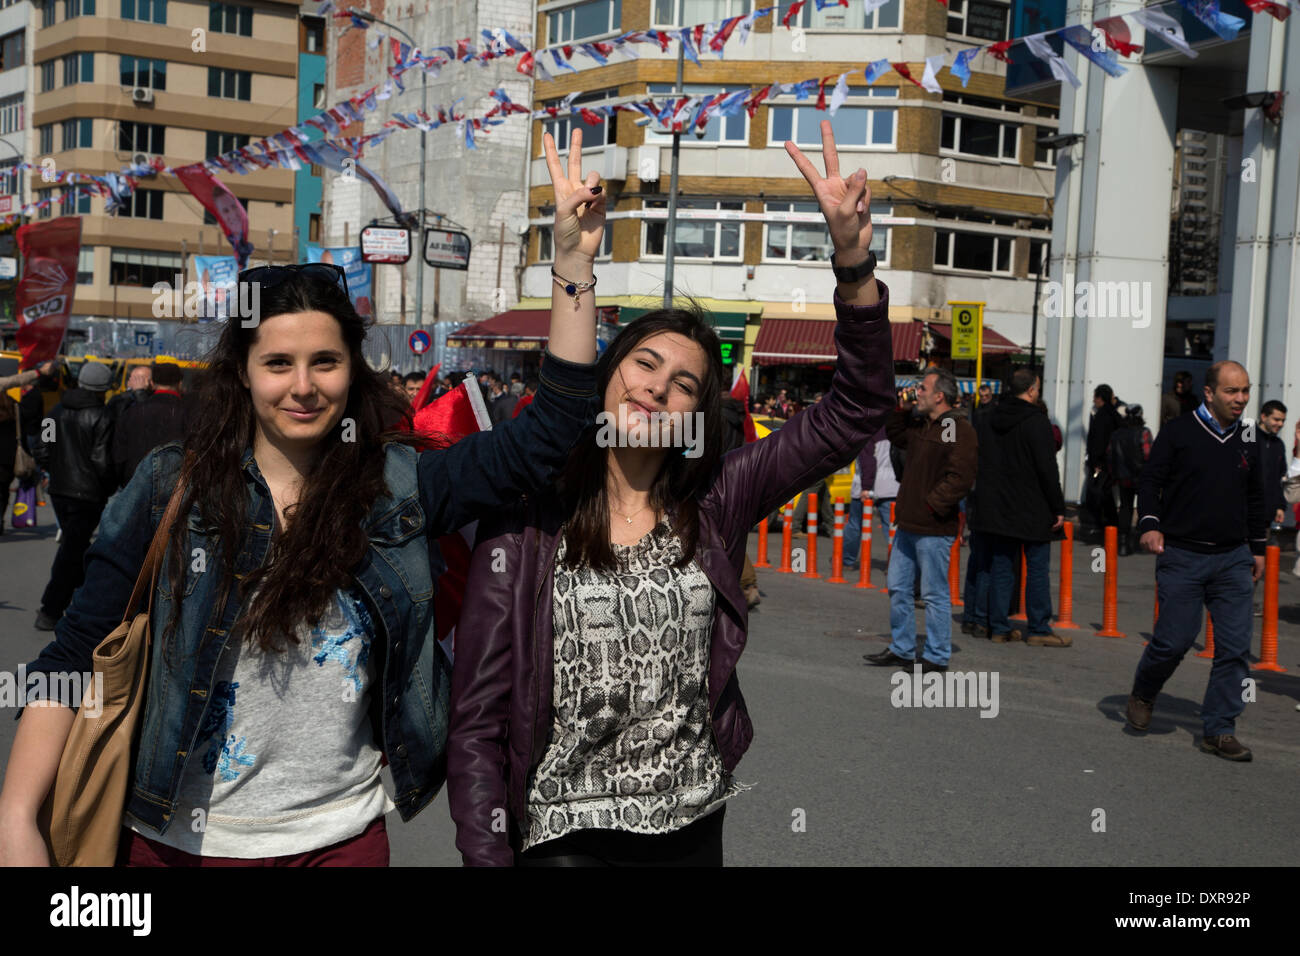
[611,502,651,525]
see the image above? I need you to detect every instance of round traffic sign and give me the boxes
[958,309,973,326]
[409,330,431,354]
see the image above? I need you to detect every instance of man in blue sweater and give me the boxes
[1126,361,1268,761]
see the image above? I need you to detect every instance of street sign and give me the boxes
[949,301,984,360]
[408,330,431,355]
[360,226,412,264]
[423,228,471,270]
[134,330,153,348]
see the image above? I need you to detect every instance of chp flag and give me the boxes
[15,216,81,369]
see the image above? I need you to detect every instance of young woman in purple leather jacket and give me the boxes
[446,122,898,866]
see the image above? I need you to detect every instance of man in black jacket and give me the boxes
[969,368,1067,646]
[112,361,189,488]
[1085,383,1122,536]
[32,361,117,630]
[1126,360,1268,761]
[1257,400,1287,531]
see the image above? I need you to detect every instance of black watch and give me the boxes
[830,249,877,283]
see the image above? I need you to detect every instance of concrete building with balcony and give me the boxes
[508,0,1057,396]
[1008,0,1299,500]
[31,0,303,352]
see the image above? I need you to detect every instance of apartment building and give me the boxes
[31,0,302,342]
[513,0,1057,395]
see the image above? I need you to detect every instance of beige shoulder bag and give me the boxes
[36,472,189,867]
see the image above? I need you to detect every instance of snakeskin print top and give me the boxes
[523,517,742,850]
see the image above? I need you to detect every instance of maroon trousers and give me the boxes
[116,816,389,867]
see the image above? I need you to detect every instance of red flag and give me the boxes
[410,362,442,412]
[892,62,925,89]
[730,370,757,444]
[985,40,1014,62]
[782,0,807,27]
[578,107,604,125]
[815,75,831,111]
[1243,0,1290,18]
[408,374,493,449]
[745,84,772,118]
[15,216,81,369]
[516,50,535,75]
[692,23,705,49]
[1093,16,1144,56]
[511,392,534,419]
[174,163,253,267]
[710,14,743,50]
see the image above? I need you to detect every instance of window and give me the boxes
[110,248,183,286]
[40,61,55,92]
[60,188,91,215]
[768,87,898,148]
[120,55,166,90]
[0,30,23,72]
[77,248,94,284]
[1028,237,1048,277]
[61,117,92,150]
[41,0,56,27]
[536,222,611,261]
[120,121,165,154]
[206,130,249,157]
[122,189,163,219]
[775,0,900,29]
[121,0,166,24]
[65,0,95,17]
[0,159,21,195]
[301,15,325,53]
[764,201,890,264]
[209,2,252,36]
[0,94,22,134]
[645,83,749,144]
[37,187,52,219]
[308,213,320,244]
[203,194,246,225]
[1034,108,1059,166]
[313,83,326,109]
[64,52,94,85]
[940,95,1020,161]
[547,0,621,45]
[38,124,53,154]
[642,198,743,259]
[208,67,251,101]
[652,0,752,26]
[947,0,1009,41]
[541,88,619,152]
[934,230,1014,274]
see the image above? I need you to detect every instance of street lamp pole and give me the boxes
[661,42,685,310]
[348,8,426,326]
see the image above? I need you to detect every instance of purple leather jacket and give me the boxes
[447,283,896,865]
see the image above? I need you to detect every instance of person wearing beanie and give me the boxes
[32,361,117,629]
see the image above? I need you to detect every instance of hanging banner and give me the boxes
[193,255,239,321]
[306,243,374,317]
[174,164,254,267]
[15,216,81,368]
[423,228,472,270]
[360,225,412,263]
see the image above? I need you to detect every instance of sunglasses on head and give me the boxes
[237,262,349,298]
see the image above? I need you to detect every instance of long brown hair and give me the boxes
[557,304,726,572]
[163,273,420,653]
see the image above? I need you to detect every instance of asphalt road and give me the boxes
[1,516,1296,866]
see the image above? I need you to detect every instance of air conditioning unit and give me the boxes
[595,146,628,183]
[132,87,154,105]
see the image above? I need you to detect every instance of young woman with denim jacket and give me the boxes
[447,123,898,866]
[0,129,606,867]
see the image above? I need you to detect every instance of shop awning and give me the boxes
[446,310,549,351]
[751,319,925,365]
[618,307,748,342]
[928,322,1021,354]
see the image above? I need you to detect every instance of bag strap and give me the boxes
[122,458,191,624]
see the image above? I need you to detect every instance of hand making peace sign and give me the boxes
[784,119,874,259]
[542,127,607,266]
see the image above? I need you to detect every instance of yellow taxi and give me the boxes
[2,351,203,413]
[752,414,856,532]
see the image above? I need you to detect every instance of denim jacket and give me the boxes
[23,352,599,836]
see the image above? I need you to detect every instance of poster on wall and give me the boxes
[193,255,238,321]
[306,244,373,318]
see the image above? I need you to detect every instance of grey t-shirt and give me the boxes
[126,588,394,858]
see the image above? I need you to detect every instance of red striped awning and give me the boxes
[446,310,550,351]
[751,319,922,365]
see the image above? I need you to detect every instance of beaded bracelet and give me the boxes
[551,267,597,307]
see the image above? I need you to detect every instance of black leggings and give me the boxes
[516,805,725,867]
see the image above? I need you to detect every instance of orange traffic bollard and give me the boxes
[948,513,964,607]
[887,501,897,561]
[828,498,846,583]
[754,516,770,568]
[1196,609,1215,658]
[1097,526,1126,638]
[1255,544,1286,672]
[1056,521,1078,629]
[803,493,820,579]
[778,501,794,573]
[1010,544,1028,622]
[856,497,876,590]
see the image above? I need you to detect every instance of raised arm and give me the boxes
[418,128,606,534]
[705,121,895,542]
